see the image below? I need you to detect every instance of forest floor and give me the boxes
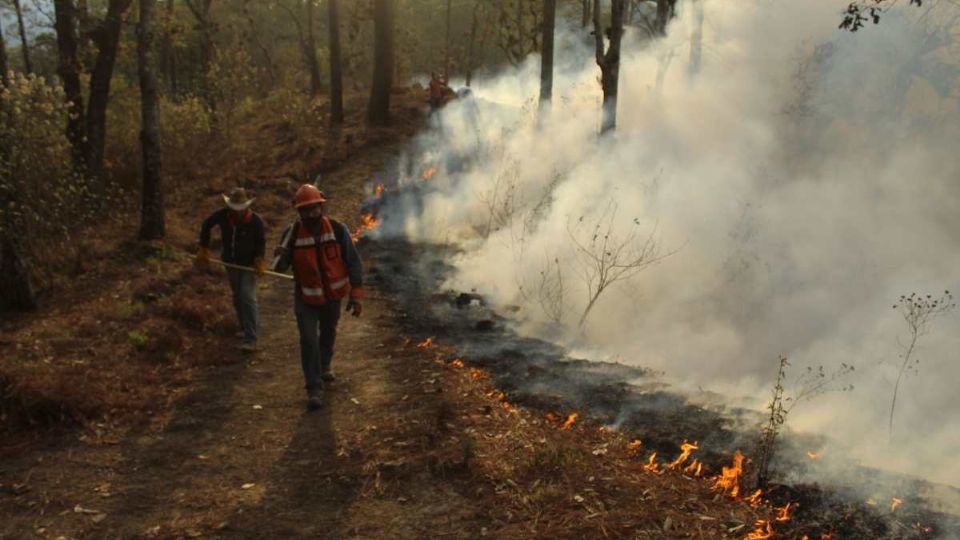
[0,90,775,539]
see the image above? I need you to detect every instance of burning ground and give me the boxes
[356,231,960,539]
[350,0,960,537]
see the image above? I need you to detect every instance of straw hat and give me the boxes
[223,187,255,211]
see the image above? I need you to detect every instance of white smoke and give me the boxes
[380,0,960,490]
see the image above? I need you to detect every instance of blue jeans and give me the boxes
[295,296,341,392]
[227,268,258,343]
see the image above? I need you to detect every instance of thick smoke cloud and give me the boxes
[379,1,960,489]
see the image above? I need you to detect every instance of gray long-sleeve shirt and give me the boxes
[274,219,363,291]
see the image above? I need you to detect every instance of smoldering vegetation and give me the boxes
[358,0,960,535]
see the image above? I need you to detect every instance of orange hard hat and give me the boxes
[293,184,328,208]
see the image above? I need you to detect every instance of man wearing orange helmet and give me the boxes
[273,184,364,410]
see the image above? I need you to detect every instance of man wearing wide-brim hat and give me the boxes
[197,187,267,352]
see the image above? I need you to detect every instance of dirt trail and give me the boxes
[0,262,493,539]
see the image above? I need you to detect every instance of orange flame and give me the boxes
[745,520,775,540]
[467,367,486,380]
[683,459,703,477]
[450,358,465,368]
[626,439,643,457]
[544,412,560,424]
[713,450,745,498]
[560,412,579,430]
[486,390,506,401]
[500,401,517,414]
[416,337,435,349]
[891,497,903,513]
[351,212,382,242]
[776,502,796,522]
[913,522,933,534]
[644,452,660,473]
[374,183,386,198]
[668,440,699,470]
[807,451,821,460]
[745,489,763,506]
[421,165,438,181]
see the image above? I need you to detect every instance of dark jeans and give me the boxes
[295,296,341,392]
[227,268,258,343]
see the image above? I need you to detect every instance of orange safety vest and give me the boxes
[292,218,352,306]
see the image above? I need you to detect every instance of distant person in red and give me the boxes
[428,72,448,113]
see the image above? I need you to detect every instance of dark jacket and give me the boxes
[274,219,363,291]
[199,208,266,266]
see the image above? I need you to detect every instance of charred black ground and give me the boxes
[362,236,960,539]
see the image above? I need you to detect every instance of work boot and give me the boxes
[306,388,323,411]
[320,367,336,383]
[238,341,257,352]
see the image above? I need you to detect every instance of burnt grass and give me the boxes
[363,237,959,539]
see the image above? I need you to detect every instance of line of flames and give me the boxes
[350,183,387,242]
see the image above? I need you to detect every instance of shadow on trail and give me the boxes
[224,400,360,539]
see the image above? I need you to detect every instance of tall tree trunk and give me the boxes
[185,0,215,109]
[305,0,321,96]
[0,17,9,84]
[539,0,556,112]
[465,0,479,87]
[327,0,343,125]
[138,0,165,240]
[443,0,452,82]
[688,0,704,80]
[655,0,675,36]
[367,0,395,126]
[0,13,34,312]
[53,0,86,170]
[327,0,343,124]
[160,0,178,94]
[594,0,625,134]
[86,0,134,182]
[13,0,32,73]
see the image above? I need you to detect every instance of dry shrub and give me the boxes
[0,362,109,429]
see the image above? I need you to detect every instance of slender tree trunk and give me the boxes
[138,0,165,240]
[86,0,134,182]
[13,0,32,73]
[160,0,178,94]
[367,0,395,126]
[655,0,675,36]
[185,0,215,109]
[539,0,556,112]
[594,0,625,134]
[304,0,321,96]
[465,0,479,87]
[444,0,452,82]
[688,0,703,80]
[328,0,343,124]
[0,18,9,84]
[0,13,35,312]
[54,0,86,170]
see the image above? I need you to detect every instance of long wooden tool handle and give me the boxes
[193,255,294,280]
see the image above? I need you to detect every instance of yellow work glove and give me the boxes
[196,247,211,270]
[254,258,267,277]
